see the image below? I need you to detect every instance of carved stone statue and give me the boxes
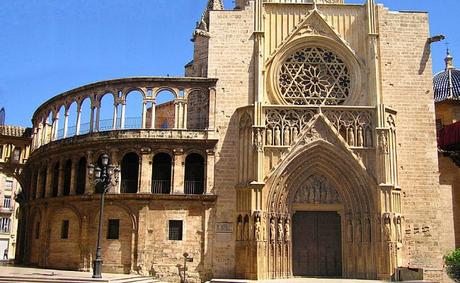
[266,128,273,146]
[278,219,284,242]
[254,212,262,241]
[378,131,389,154]
[347,217,353,242]
[236,219,242,241]
[357,126,364,147]
[383,213,391,242]
[270,217,276,242]
[292,127,299,142]
[355,218,362,243]
[274,126,281,146]
[347,127,355,146]
[285,219,290,242]
[283,126,290,145]
[396,216,402,243]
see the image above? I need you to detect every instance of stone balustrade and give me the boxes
[31,77,218,151]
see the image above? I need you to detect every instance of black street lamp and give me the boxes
[87,153,120,279]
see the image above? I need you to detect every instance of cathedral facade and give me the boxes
[13,0,455,282]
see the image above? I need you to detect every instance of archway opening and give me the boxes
[76,157,86,195]
[63,159,71,196]
[52,162,59,197]
[121,153,139,193]
[155,90,175,129]
[184,153,204,194]
[151,153,172,194]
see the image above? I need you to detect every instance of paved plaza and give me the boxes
[0,265,440,283]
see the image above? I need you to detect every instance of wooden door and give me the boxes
[292,211,342,277]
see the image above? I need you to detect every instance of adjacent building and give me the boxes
[434,49,460,247]
[0,173,19,260]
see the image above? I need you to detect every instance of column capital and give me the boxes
[173,148,184,155]
[206,148,215,156]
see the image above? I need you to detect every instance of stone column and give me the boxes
[57,160,65,196]
[141,101,147,129]
[120,101,126,129]
[35,169,42,199]
[174,101,179,129]
[112,103,118,130]
[139,150,152,193]
[63,110,69,138]
[70,159,78,195]
[205,149,215,194]
[183,102,188,129]
[89,106,95,133]
[85,151,95,194]
[172,149,185,194]
[45,164,53,198]
[95,105,101,132]
[75,105,82,135]
[110,149,121,194]
[208,87,217,130]
[150,100,156,129]
[52,115,59,141]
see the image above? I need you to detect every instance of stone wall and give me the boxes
[377,6,454,281]
[206,4,254,278]
[26,196,215,282]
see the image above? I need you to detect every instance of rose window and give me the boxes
[278,47,351,105]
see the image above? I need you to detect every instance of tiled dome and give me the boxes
[434,50,460,102]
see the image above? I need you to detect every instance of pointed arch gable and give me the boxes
[265,10,365,106]
[266,139,378,216]
[265,115,378,215]
[266,9,361,66]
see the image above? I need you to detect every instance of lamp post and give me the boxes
[87,153,120,278]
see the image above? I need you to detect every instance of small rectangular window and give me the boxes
[5,180,13,190]
[169,220,183,241]
[107,219,119,240]
[35,222,40,239]
[61,220,69,239]
[0,218,10,233]
[3,196,11,208]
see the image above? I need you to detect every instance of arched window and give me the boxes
[63,159,72,196]
[155,90,175,129]
[31,170,38,200]
[76,157,86,195]
[52,162,59,197]
[124,90,143,129]
[151,153,172,194]
[184,153,205,194]
[40,167,47,198]
[121,152,139,193]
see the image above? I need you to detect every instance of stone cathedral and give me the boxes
[7,0,455,282]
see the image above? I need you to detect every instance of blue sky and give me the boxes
[0,0,458,127]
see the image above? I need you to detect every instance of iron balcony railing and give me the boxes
[184,181,204,195]
[151,180,171,194]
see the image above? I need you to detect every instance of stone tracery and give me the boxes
[278,47,351,105]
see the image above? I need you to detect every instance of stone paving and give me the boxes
[0,265,158,282]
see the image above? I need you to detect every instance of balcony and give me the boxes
[0,207,13,214]
[151,180,171,194]
[437,121,460,166]
[31,77,218,151]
